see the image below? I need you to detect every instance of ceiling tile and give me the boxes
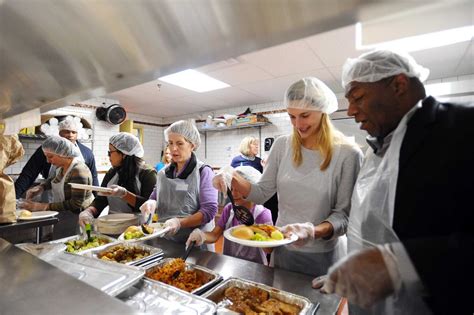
[208,63,273,86]
[204,87,267,107]
[455,40,474,77]
[240,40,324,77]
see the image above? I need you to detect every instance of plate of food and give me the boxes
[118,223,170,242]
[69,183,113,193]
[16,210,59,220]
[223,224,297,248]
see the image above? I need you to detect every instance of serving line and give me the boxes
[145,237,342,315]
[0,216,59,244]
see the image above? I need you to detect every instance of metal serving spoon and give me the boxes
[227,188,254,226]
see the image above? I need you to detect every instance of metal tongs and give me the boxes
[227,188,254,226]
[172,241,195,279]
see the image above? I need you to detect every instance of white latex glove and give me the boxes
[280,222,315,247]
[98,184,127,198]
[26,185,44,200]
[321,246,396,309]
[186,228,206,248]
[140,200,157,221]
[212,165,234,194]
[20,200,48,211]
[78,207,96,227]
[164,218,181,236]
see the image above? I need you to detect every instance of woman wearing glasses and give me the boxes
[78,132,157,226]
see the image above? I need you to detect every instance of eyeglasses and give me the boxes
[108,150,118,157]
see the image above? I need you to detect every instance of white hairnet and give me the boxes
[341,49,430,91]
[235,166,261,184]
[284,77,338,114]
[42,136,81,158]
[109,132,144,158]
[59,116,82,132]
[164,120,201,151]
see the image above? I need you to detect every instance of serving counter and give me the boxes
[1,236,341,314]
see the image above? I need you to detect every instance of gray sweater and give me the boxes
[248,134,363,252]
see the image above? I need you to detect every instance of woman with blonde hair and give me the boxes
[231,136,262,172]
[214,77,363,277]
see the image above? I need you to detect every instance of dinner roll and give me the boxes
[231,226,254,240]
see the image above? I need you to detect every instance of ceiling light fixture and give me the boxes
[158,69,230,92]
[355,23,474,52]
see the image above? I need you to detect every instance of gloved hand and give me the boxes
[212,165,234,194]
[280,222,315,247]
[186,228,206,248]
[20,200,48,211]
[321,246,396,309]
[140,200,157,222]
[311,275,328,289]
[78,207,97,227]
[164,218,181,236]
[26,185,44,200]
[98,184,127,198]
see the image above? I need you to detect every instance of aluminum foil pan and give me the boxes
[41,252,144,296]
[117,279,216,315]
[145,257,222,295]
[48,233,118,255]
[202,277,315,314]
[85,242,163,266]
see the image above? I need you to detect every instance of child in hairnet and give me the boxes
[186,166,273,265]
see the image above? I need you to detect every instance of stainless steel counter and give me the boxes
[0,238,136,315]
[146,238,342,315]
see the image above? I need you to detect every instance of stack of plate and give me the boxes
[96,213,139,235]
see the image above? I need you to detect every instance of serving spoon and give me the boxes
[172,241,196,279]
[227,188,254,226]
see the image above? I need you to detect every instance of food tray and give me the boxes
[202,277,316,314]
[48,233,118,254]
[41,252,144,296]
[85,242,163,267]
[145,257,222,295]
[117,279,217,314]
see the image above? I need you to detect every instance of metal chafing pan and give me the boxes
[202,277,316,314]
[117,279,217,314]
[144,257,223,295]
[84,242,163,266]
[48,233,118,255]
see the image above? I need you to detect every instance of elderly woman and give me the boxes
[78,132,157,226]
[231,136,263,172]
[140,120,218,250]
[214,77,363,277]
[23,136,93,213]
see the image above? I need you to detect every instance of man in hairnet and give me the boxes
[316,50,473,315]
[15,116,98,200]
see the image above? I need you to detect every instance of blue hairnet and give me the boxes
[109,132,144,158]
[42,136,81,158]
[284,77,338,114]
[164,120,201,151]
[342,50,430,91]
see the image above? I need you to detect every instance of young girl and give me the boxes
[186,166,272,264]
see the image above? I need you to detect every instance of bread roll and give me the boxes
[19,210,32,218]
[231,226,254,240]
[125,225,141,234]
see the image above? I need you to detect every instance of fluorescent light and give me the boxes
[158,69,230,92]
[356,23,474,52]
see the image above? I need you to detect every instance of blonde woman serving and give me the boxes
[214,77,363,276]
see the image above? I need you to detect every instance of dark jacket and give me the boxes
[15,141,98,198]
[90,166,157,215]
[394,96,473,314]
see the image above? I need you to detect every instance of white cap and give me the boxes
[59,116,82,132]
[235,166,262,184]
[164,120,201,151]
[342,49,430,91]
[109,132,144,158]
[284,77,338,114]
[42,135,81,158]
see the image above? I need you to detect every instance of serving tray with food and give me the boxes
[145,257,222,295]
[223,224,298,248]
[86,242,163,266]
[117,223,170,242]
[49,233,118,254]
[202,277,316,314]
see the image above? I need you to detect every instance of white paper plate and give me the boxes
[16,210,59,221]
[118,223,171,242]
[69,183,113,193]
[223,225,298,248]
